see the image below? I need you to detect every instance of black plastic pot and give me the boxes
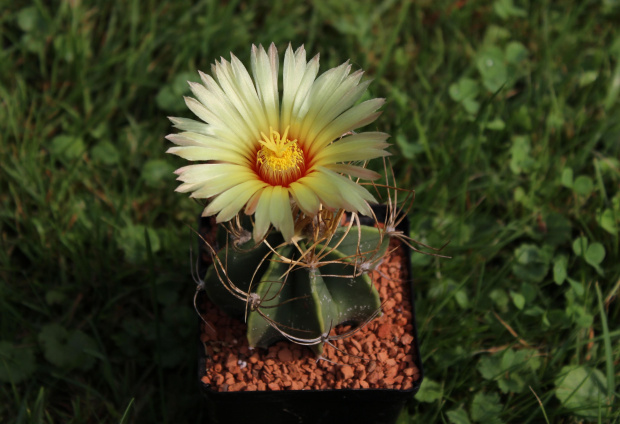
[197,205,424,424]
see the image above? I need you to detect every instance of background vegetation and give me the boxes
[1,0,619,422]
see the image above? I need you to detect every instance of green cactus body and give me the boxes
[204,222,389,352]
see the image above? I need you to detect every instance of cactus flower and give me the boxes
[167,43,390,241]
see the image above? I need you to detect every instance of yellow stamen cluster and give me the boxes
[256,127,305,186]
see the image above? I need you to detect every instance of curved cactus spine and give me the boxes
[370,159,451,258]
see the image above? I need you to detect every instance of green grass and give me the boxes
[1,0,619,422]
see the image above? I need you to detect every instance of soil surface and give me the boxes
[198,237,421,392]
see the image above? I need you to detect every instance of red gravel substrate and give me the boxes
[199,238,420,392]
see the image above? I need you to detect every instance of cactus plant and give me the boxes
[202,211,390,352]
[165,43,424,353]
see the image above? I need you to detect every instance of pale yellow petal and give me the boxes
[324,164,382,180]
[270,187,294,241]
[288,54,321,129]
[214,57,269,132]
[188,81,255,142]
[175,163,247,183]
[253,186,273,241]
[175,164,256,199]
[166,146,249,164]
[304,78,370,145]
[297,61,352,142]
[166,132,253,161]
[317,167,376,214]
[168,116,212,135]
[244,189,263,215]
[297,172,354,211]
[184,95,256,155]
[299,168,376,216]
[184,96,216,125]
[174,182,203,193]
[289,181,320,216]
[206,180,267,222]
[281,44,308,129]
[189,170,256,199]
[312,148,389,166]
[311,132,391,165]
[198,70,261,139]
[308,98,385,157]
[251,43,279,129]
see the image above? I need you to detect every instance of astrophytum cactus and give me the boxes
[202,210,391,352]
[167,43,410,352]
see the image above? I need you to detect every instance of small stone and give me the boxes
[225,354,237,370]
[340,365,354,380]
[385,366,398,378]
[377,323,392,339]
[367,370,383,385]
[401,334,414,345]
[230,382,245,392]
